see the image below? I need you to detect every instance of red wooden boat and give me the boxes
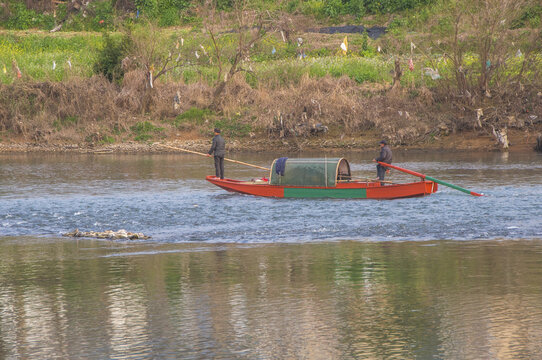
[206,158,438,199]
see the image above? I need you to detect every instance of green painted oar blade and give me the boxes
[376,161,484,196]
[425,176,483,196]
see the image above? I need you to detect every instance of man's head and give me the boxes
[214,128,221,135]
[379,140,387,147]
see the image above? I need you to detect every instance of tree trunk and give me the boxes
[141,87,155,113]
[210,55,241,110]
[391,58,402,91]
[210,80,227,110]
[455,67,468,96]
[535,134,542,153]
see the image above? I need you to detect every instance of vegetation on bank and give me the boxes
[0,0,541,150]
[0,0,444,31]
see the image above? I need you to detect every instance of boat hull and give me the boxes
[206,176,438,199]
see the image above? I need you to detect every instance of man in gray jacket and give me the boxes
[207,128,225,179]
[372,140,392,183]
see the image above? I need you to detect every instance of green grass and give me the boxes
[131,121,164,142]
[52,115,78,130]
[134,134,154,142]
[213,115,252,138]
[2,23,540,93]
[1,28,396,86]
[99,135,115,144]
[174,107,215,126]
[252,56,393,87]
[0,32,103,84]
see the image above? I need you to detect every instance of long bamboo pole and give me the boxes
[346,177,394,184]
[155,143,271,171]
[377,161,483,196]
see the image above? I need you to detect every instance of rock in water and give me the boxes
[63,229,151,240]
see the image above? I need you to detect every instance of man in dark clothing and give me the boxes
[207,128,225,179]
[372,140,392,183]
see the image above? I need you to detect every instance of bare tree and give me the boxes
[201,0,270,110]
[470,0,525,98]
[123,21,188,111]
[424,0,542,148]
[432,0,533,104]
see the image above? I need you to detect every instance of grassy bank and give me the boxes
[0,29,397,84]
[0,31,102,82]
[0,27,479,92]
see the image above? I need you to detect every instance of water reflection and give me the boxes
[1,239,542,359]
[107,283,151,359]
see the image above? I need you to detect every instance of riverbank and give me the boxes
[2,20,540,156]
[1,127,540,154]
[2,71,540,156]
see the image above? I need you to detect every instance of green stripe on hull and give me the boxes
[284,187,367,198]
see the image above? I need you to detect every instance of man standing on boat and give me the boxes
[207,128,225,179]
[372,140,392,183]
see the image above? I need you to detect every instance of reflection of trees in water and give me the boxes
[1,241,542,358]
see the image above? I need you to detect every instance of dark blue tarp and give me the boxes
[307,26,387,40]
[275,157,288,176]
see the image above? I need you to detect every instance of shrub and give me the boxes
[5,3,34,29]
[157,0,191,26]
[215,0,233,10]
[511,4,542,29]
[346,0,366,18]
[363,0,436,14]
[93,32,127,82]
[135,0,158,17]
[158,6,179,26]
[100,135,115,144]
[358,31,376,57]
[285,0,300,13]
[3,2,54,30]
[301,0,326,18]
[323,0,344,18]
[89,1,115,31]
[131,121,164,141]
[134,133,153,141]
[131,120,163,133]
[213,115,251,137]
[53,116,78,130]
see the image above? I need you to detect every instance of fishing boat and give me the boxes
[206,158,438,199]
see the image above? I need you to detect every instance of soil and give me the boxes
[1,128,539,154]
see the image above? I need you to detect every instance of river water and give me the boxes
[1,151,541,359]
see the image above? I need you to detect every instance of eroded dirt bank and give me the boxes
[1,127,540,154]
[1,75,541,154]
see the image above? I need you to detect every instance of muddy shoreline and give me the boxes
[1,128,539,154]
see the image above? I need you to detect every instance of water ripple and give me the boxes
[1,152,541,242]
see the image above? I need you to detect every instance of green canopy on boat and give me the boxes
[269,158,351,187]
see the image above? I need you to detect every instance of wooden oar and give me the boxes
[377,161,483,196]
[155,143,271,171]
